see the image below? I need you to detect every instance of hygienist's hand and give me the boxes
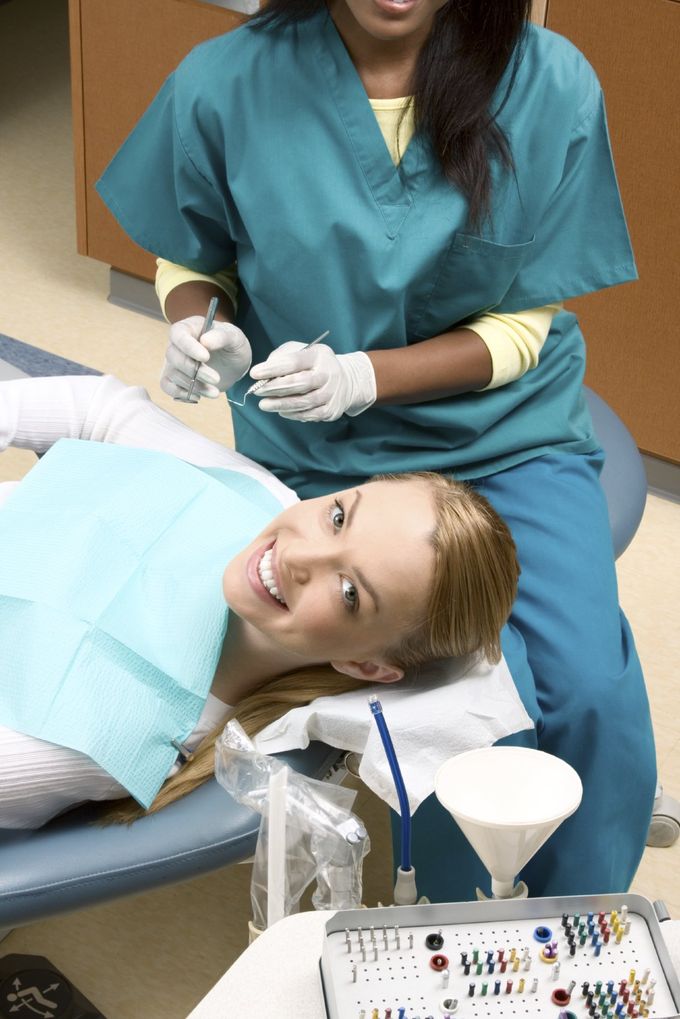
[250,342,377,422]
[160,316,252,400]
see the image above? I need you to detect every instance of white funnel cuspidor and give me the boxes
[435,747,582,898]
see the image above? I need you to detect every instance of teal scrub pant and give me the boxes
[400,450,656,900]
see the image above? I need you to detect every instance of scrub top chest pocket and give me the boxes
[411,232,536,340]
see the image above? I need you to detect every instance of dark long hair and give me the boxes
[251,0,532,230]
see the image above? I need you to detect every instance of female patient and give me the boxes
[0,373,518,829]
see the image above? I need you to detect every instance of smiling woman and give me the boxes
[124,471,518,827]
[223,471,514,677]
[0,375,518,829]
[222,479,438,674]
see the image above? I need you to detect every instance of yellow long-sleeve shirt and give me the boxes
[155,96,561,390]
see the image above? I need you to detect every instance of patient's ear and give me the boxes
[330,659,403,684]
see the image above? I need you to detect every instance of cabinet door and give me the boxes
[70,0,247,281]
[545,0,680,463]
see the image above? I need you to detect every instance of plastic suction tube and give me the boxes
[369,696,412,872]
[267,765,288,928]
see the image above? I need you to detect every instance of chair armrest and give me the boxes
[0,742,343,929]
[583,386,647,558]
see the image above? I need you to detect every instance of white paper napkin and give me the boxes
[253,655,533,814]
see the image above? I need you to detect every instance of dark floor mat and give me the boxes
[0,335,101,377]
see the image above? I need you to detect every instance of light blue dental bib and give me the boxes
[0,440,283,808]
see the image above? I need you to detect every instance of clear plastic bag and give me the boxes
[215,722,370,930]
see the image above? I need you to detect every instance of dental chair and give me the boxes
[0,353,674,933]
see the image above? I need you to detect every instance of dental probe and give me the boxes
[185,295,220,403]
[227,329,330,407]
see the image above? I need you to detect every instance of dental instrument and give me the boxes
[215,721,369,935]
[227,329,330,407]
[319,895,680,1019]
[185,295,219,403]
[435,746,582,900]
[369,695,418,906]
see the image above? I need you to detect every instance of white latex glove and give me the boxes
[249,342,376,422]
[160,316,252,401]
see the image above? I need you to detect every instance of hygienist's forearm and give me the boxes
[369,327,493,404]
[164,280,236,324]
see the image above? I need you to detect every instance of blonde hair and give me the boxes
[102,472,518,824]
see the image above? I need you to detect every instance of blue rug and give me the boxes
[0,334,100,377]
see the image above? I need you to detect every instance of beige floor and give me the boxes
[0,2,679,1017]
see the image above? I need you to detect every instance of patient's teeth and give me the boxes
[257,547,287,606]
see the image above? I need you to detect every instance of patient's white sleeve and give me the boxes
[0,694,230,829]
[0,374,289,828]
[0,726,128,829]
[0,373,297,507]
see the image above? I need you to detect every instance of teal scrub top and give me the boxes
[97,13,637,498]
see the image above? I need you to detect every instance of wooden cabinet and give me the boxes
[69,0,247,281]
[544,0,679,464]
[69,0,679,463]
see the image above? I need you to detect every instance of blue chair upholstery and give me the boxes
[0,743,341,929]
[0,384,647,930]
[583,385,647,557]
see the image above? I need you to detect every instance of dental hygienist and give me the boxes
[96,0,655,897]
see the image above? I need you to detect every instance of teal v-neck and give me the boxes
[308,11,430,238]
